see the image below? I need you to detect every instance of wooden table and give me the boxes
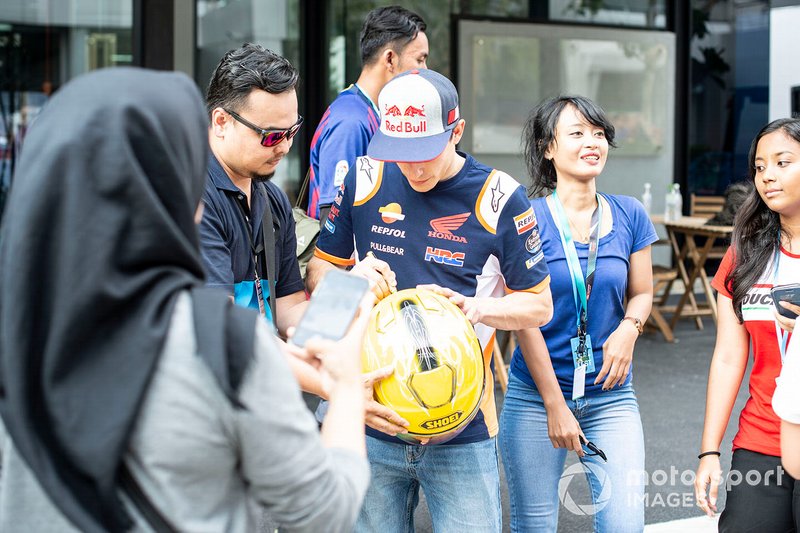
[651,215,733,329]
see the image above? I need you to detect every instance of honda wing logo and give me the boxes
[428,212,470,243]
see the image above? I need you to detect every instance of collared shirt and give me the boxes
[199,155,305,321]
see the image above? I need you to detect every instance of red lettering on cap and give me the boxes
[447,108,457,125]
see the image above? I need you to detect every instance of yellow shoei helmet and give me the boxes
[363,288,485,444]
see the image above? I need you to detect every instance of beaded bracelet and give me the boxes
[697,450,721,459]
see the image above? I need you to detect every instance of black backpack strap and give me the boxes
[118,288,257,532]
[119,463,178,533]
[191,287,257,403]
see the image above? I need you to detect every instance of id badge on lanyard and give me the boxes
[551,192,602,400]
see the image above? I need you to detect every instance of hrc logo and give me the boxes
[424,246,465,267]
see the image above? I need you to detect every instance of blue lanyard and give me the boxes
[551,191,602,337]
[773,236,789,362]
[354,83,379,116]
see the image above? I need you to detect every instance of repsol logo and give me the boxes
[742,293,773,306]
[371,225,406,238]
[427,231,467,243]
[422,411,463,430]
[424,247,465,267]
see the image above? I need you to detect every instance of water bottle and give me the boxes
[641,183,652,215]
[664,185,675,222]
[671,183,683,220]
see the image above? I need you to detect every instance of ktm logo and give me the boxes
[422,411,463,430]
[385,104,402,117]
[424,246,465,267]
[428,213,470,243]
[404,105,426,117]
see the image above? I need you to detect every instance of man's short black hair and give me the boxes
[205,43,299,119]
[360,5,427,65]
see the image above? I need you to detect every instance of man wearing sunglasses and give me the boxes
[200,44,308,339]
[306,5,428,222]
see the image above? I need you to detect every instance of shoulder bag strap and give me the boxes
[296,168,311,209]
[259,183,277,320]
[119,463,178,533]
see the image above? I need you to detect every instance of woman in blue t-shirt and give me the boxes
[499,96,658,532]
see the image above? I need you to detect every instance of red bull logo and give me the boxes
[384,120,427,134]
[404,105,426,117]
[383,103,428,135]
[385,104,402,117]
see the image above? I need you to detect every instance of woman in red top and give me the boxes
[694,118,800,531]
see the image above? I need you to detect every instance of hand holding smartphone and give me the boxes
[290,269,371,347]
[772,283,800,320]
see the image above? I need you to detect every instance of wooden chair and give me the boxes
[690,194,725,220]
[647,265,679,342]
[690,193,728,261]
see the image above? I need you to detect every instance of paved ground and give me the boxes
[406,318,750,532]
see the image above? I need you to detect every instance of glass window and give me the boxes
[688,0,769,194]
[196,0,301,192]
[458,19,674,201]
[327,0,528,100]
[0,0,133,214]
[548,0,668,28]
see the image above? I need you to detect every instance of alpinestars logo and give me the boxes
[428,213,470,243]
[424,246,465,267]
[490,181,505,212]
[359,157,375,183]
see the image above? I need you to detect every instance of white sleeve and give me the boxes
[773,334,800,424]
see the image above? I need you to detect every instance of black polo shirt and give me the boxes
[199,155,304,323]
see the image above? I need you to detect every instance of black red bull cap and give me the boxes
[367,69,460,163]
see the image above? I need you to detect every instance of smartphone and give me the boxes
[771,283,800,319]
[289,270,370,347]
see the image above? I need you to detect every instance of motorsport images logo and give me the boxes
[557,462,612,516]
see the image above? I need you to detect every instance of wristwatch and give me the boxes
[621,316,643,335]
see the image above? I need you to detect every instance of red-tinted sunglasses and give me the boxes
[225,109,303,147]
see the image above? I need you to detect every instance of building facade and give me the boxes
[1,0,798,217]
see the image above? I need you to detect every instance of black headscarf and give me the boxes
[0,67,212,531]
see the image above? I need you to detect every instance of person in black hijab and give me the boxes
[0,67,369,532]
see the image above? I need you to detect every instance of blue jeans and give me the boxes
[499,374,645,533]
[355,435,502,533]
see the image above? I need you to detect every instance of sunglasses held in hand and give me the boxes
[225,109,303,147]
[580,436,607,462]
